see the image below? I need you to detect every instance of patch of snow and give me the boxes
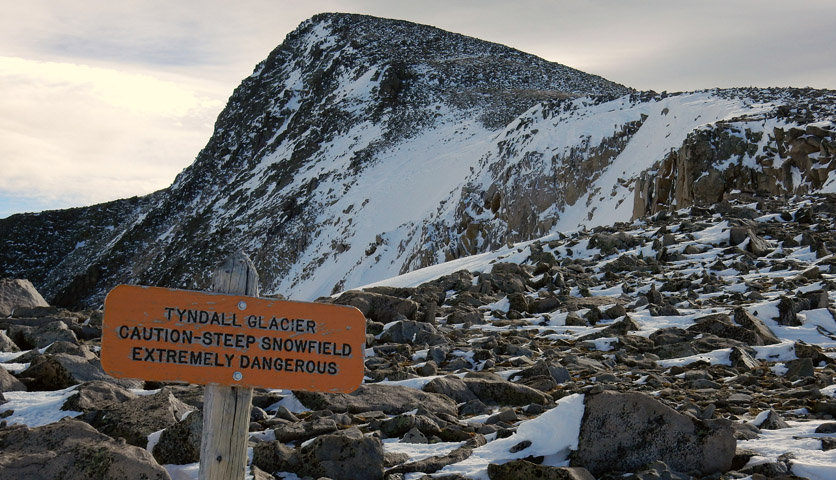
[437,394,585,479]
[1,386,81,427]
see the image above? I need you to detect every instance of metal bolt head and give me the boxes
[237,301,247,310]
[233,371,243,381]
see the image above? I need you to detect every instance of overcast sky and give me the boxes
[2,0,835,219]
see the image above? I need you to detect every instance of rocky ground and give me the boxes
[1,192,836,479]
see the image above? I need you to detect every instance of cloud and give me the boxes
[0,57,224,217]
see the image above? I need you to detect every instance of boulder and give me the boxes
[401,426,429,444]
[728,227,773,257]
[572,391,735,476]
[22,321,79,349]
[733,308,781,345]
[0,279,48,317]
[0,330,19,353]
[89,388,193,447]
[0,418,169,479]
[0,367,26,392]
[729,346,760,371]
[379,320,447,345]
[488,460,595,480]
[293,383,458,417]
[378,413,441,439]
[61,381,139,419]
[333,291,418,324]
[423,375,479,403]
[251,440,300,475]
[581,316,641,340]
[508,359,571,388]
[462,377,552,406]
[152,410,202,465]
[298,427,384,480]
[273,417,338,443]
[687,313,763,345]
[784,357,815,379]
[17,354,142,391]
[755,409,790,430]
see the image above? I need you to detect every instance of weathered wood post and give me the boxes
[199,250,258,480]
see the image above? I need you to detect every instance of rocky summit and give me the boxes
[1,11,836,480]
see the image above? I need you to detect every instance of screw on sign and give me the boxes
[100,251,366,480]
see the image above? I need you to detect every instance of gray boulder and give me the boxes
[0,367,26,392]
[294,383,458,416]
[733,308,781,345]
[273,417,338,443]
[378,413,441,439]
[488,460,595,480]
[20,320,80,349]
[61,381,139,418]
[333,290,419,324]
[0,279,48,317]
[251,440,300,475]
[298,427,384,480]
[572,391,735,476]
[379,320,447,345]
[755,409,790,430]
[463,377,553,406]
[509,360,571,386]
[386,434,486,475]
[152,410,202,465]
[0,330,19,352]
[17,354,141,391]
[686,313,763,346]
[423,375,479,403]
[400,426,429,444]
[89,388,193,447]
[0,418,170,479]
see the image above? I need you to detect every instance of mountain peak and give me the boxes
[1,15,834,309]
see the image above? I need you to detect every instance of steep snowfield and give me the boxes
[274,110,496,300]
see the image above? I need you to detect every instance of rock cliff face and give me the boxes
[403,89,836,274]
[1,13,835,308]
[633,89,836,217]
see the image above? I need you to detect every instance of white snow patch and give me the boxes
[438,394,585,479]
[1,386,81,427]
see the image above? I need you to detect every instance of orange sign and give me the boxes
[101,285,366,392]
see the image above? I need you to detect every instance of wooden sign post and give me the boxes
[100,251,366,480]
[202,251,257,480]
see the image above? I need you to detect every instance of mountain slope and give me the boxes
[1,13,835,309]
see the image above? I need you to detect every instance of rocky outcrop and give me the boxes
[298,427,385,480]
[0,419,170,479]
[573,391,736,476]
[634,116,836,218]
[88,389,193,447]
[0,279,48,317]
[151,410,202,465]
[293,384,458,417]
